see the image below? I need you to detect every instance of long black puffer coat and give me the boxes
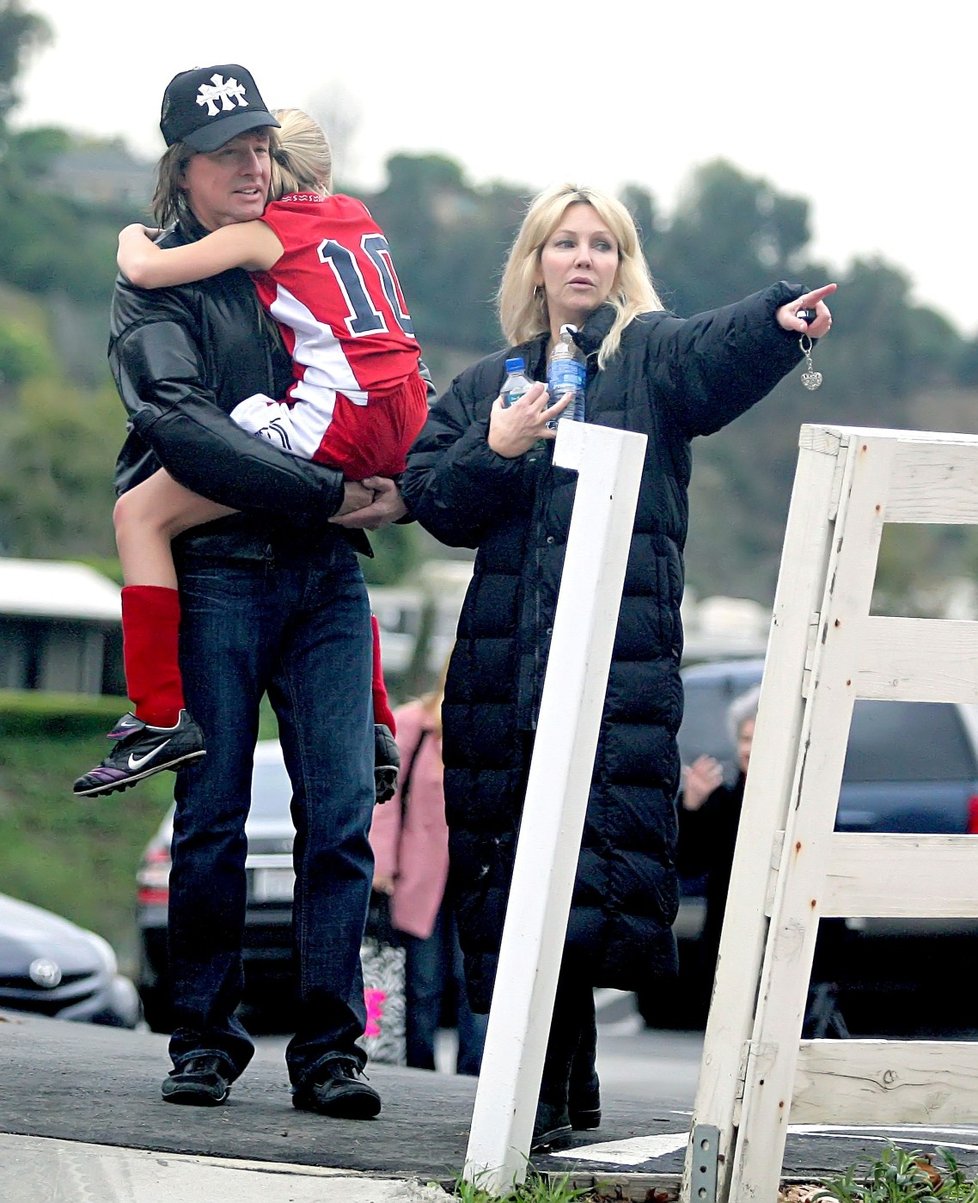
[400,283,805,1011]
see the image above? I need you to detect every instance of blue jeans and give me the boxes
[168,537,375,1089]
[403,904,488,1076]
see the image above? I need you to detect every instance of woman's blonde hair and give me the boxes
[497,183,664,369]
[269,107,333,199]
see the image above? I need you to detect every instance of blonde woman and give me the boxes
[402,182,835,1151]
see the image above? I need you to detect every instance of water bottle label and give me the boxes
[548,360,586,420]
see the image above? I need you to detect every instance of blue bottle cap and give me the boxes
[505,357,525,372]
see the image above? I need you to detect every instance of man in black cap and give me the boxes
[160,64,283,152]
[108,63,405,1118]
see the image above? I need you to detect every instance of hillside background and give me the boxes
[3,49,978,605]
[3,1,978,967]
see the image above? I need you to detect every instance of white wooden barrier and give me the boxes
[463,420,647,1195]
[684,424,978,1203]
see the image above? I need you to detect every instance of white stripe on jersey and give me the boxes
[268,283,369,406]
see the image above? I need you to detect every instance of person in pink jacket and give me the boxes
[369,673,487,1075]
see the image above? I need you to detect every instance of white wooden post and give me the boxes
[685,424,978,1203]
[683,422,845,1202]
[463,420,647,1196]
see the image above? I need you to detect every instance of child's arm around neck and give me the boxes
[117,220,284,289]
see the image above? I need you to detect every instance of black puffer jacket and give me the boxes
[400,283,805,1010]
[109,212,352,561]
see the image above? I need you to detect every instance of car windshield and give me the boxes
[679,673,761,766]
[845,701,976,782]
[679,668,978,785]
[250,757,292,819]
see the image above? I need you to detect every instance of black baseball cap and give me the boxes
[160,63,280,153]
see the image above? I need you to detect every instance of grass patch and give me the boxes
[812,1144,978,1201]
[0,690,279,973]
[448,1173,592,1202]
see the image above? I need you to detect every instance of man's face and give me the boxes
[180,130,272,230]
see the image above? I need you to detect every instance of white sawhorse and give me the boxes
[685,423,978,1203]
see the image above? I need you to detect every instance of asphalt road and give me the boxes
[3,996,978,1201]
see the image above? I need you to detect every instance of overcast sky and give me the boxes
[13,0,977,336]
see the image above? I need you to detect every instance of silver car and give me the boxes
[0,892,141,1027]
[135,740,297,1032]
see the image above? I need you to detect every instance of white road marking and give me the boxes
[547,1124,978,1165]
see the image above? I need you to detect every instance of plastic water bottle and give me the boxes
[500,356,533,407]
[547,325,586,422]
[500,355,547,461]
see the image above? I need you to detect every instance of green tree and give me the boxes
[0,0,50,131]
[0,376,123,557]
[652,159,811,313]
[621,184,664,256]
[0,312,55,390]
[365,154,528,356]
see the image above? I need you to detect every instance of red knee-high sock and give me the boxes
[371,613,396,735]
[121,585,185,728]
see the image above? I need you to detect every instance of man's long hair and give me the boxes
[151,142,195,228]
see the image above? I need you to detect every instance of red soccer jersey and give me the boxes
[253,193,421,404]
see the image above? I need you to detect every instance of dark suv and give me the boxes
[654,656,978,1031]
[135,740,297,1032]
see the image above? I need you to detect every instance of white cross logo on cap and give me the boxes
[196,73,249,117]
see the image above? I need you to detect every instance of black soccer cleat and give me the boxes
[374,723,400,804]
[73,709,206,798]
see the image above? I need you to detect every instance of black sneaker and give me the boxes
[374,723,400,804]
[161,1054,232,1106]
[292,1058,381,1119]
[568,1074,601,1130]
[569,1047,601,1129]
[73,709,206,798]
[530,1100,573,1153]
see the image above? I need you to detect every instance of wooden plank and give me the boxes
[463,422,647,1195]
[792,1040,978,1124]
[700,425,978,1203]
[798,427,978,524]
[852,616,978,703]
[686,432,844,1202]
[729,430,894,1201]
[886,442,978,523]
[820,833,978,917]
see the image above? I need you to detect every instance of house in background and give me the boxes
[0,559,123,696]
[0,554,774,702]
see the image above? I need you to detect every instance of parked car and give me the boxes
[0,892,141,1028]
[643,656,978,1031]
[136,739,298,1032]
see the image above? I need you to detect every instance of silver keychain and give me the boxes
[795,307,823,391]
[799,334,822,391]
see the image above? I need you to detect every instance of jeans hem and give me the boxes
[290,1045,368,1092]
[170,1046,242,1082]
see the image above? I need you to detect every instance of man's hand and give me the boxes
[333,481,376,517]
[330,476,408,530]
[488,381,572,458]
